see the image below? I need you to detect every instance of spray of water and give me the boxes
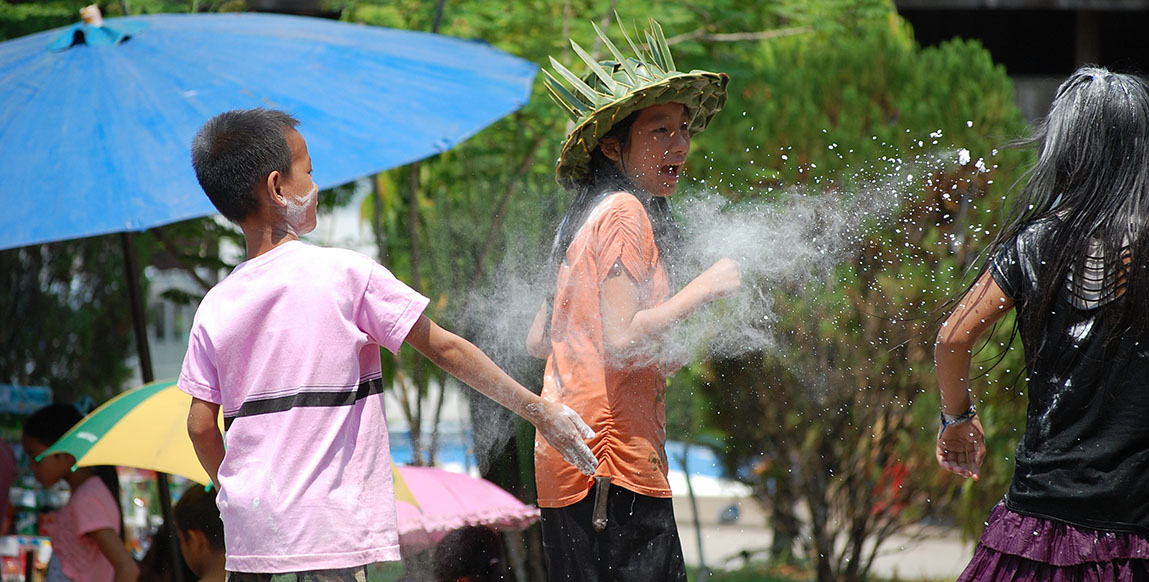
[455,136,993,470]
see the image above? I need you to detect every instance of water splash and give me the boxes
[455,138,994,468]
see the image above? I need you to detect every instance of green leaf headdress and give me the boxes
[546,17,729,190]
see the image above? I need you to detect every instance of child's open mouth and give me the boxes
[661,164,681,180]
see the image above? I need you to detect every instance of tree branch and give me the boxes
[149,228,214,293]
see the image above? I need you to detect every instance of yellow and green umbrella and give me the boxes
[40,379,220,484]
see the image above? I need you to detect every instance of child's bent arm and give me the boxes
[602,257,740,366]
[526,301,552,359]
[405,315,598,475]
[187,396,224,487]
[934,270,1014,480]
[935,271,1014,413]
[88,527,139,582]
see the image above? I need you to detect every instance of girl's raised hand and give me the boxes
[698,257,741,300]
[936,416,986,480]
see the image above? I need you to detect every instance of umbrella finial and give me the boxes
[80,4,104,27]
[47,10,144,52]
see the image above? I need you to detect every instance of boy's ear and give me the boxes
[599,137,622,163]
[265,170,286,208]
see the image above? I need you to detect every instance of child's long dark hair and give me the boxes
[978,67,1149,356]
[547,111,683,293]
[24,403,125,537]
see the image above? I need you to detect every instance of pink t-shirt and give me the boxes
[42,477,120,582]
[179,241,428,573]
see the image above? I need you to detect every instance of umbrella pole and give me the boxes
[121,232,185,582]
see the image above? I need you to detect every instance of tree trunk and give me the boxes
[770,459,801,561]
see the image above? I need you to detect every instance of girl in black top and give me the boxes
[936,67,1149,580]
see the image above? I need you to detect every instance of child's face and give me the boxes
[20,434,72,488]
[176,529,205,576]
[279,128,318,235]
[617,102,692,198]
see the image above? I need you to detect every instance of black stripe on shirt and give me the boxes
[223,378,384,430]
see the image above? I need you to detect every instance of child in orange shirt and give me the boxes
[528,18,740,582]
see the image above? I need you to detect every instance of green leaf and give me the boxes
[570,39,618,95]
[647,17,674,73]
[594,20,639,83]
[548,56,602,106]
[543,70,592,118]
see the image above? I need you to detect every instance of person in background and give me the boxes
[936,67,1149,580]
[172,486,224,582]
[21,403,138,582]
[432,525,507,582]
[0,441,16,534]
[137,524,196,582]
[528,17,740,582]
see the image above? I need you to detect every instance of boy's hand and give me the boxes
[526,401,598,476]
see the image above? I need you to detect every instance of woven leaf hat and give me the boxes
[545,17,729,190]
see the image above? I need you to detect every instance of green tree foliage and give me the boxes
[0,237,135,403]
[338,0,839,461]
[678,3,1031,580]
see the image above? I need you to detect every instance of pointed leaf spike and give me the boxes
[543,70,593,118]
[618,17,647,71]
[649,18,675,72]
[549,57,603,105]
[571,40,618,94]
[644,31,668,77]
[543,76,578,118]
[593,21,638,82]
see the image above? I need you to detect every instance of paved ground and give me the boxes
[672,496,974,581]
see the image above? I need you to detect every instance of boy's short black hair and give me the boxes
[191,108,300,224]
[174,485,224,550]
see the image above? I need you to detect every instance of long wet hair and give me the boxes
[547,110,683,293]
[979,67,1149,356]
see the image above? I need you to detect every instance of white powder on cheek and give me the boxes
[286,184,318,230]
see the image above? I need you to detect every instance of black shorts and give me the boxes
[539,482,687,582]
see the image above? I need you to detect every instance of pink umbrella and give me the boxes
[395,465,540,554]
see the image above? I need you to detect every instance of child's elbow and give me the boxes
[934,326,973,359]
[602,336,648,369]
[187,411,219,442]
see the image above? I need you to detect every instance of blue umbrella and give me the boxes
[0,12,537,250]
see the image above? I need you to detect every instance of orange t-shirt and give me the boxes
[535,192,672,508]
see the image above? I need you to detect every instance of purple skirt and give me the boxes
[958,501,1149,582]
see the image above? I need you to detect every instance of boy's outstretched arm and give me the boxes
[404,314,599,475]
[187,396,224,487]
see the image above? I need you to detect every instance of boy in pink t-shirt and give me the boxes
[181,108,598,576]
